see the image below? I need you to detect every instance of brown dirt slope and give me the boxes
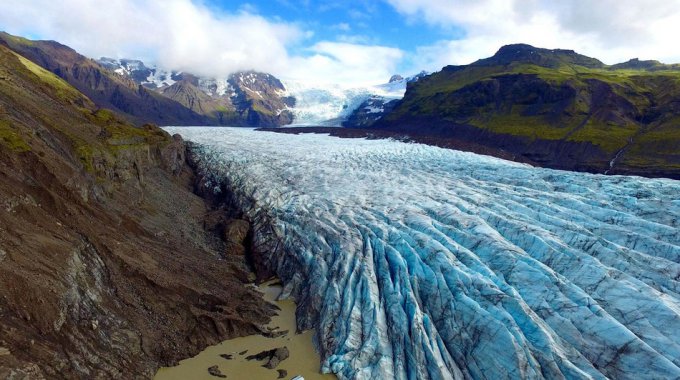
[0,42,274,379]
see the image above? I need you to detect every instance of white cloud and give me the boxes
[388,0,680,72]
[287,42,404,86]
[0,0,403,86]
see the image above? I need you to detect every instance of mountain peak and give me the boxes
[609,58,680,71]
[389,74,404,83]
[474,43,604,69]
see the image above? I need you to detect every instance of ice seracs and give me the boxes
[166,127,680,380]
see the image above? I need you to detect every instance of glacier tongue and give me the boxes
[282,80,406,126]
[166,127,680,380]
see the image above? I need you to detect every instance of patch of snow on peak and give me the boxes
[144,68,177,88]
[199,78,233,97]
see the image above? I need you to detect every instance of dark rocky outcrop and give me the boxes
[98,58,155,85]
[0,41,274,378]
[389,74,404,83]
[375,44,680,179]
[342,96,399,128]
[245,347,289,369]
[207,365,227,378]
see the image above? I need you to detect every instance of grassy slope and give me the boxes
[383,50,680,176]
[0,42,171,175]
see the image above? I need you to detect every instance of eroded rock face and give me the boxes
[177,127,680,380]
[223,219,251,256]
[0,45,274,378]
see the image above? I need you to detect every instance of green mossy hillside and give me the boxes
[379,44,680,177]
[0,44,172,178]
[0,120,31,152]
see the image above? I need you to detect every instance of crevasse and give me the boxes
[166,127,680,380]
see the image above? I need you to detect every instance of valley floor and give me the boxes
[156,281,335,380]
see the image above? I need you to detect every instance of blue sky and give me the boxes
[3,0,680,86]
[215,0,459,54]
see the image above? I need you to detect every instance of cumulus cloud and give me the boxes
[287,42,404,85]
[0,0,403,86]
[388,0,680,71]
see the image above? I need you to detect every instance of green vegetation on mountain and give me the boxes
[0,120,30,152]
[378,44,680,178]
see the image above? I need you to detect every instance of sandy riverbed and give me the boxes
[154,282,335,380]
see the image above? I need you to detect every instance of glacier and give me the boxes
[165,127,680,380]
[282,80,406,126]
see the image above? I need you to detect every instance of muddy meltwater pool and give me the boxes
[154,282,335,380]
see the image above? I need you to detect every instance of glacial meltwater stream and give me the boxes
[164,127,680,380]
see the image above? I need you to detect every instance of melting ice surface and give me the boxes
[166,127,680,380]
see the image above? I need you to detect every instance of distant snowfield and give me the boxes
[282,79,406,126]
[166,127,680,380]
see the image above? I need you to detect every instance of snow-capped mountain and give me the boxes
[167,127,680,380]
[98,58,294,127]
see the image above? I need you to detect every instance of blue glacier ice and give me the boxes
[166,127,680,380]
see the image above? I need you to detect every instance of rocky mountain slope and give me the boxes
[0,32,208,126]
[373,44,680,179]
[0,42,274,378]
[99,58,295,127]
[157,73,238,125]
[341,72,427,128]
[0,32,293,128]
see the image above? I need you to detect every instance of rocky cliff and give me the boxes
[0,42,274,378]
[375,44,680,179]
